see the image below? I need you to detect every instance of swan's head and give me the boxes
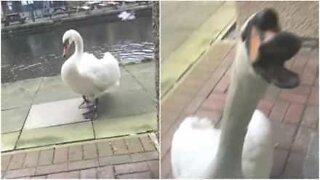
[62,29,81,58]
[241,9,301,89]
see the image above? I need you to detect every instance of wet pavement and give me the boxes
[1,61,157,152]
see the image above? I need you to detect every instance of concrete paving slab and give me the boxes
[24,98,86,130]
[2,132,20,152]
[1,78,42,110]
[94,112,156,138]
[118,66,147,92]
[97,88,155,119]
[124,62,156,97]
[33,76,79,105]
[1,106,30,133]
[161,1,224,61]
[132,74,156,99]
[94,63,156,119]
[161,2,236,97]
[16,122,94,149]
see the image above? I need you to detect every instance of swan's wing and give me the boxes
[79,52,121,92]
[171,116,219,178]
[242,110,274,178]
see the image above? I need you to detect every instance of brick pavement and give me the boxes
[1,133,159,179]
[161,41,318,178]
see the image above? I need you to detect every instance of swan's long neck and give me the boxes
[209,42,268,178]
[73,33,84,56]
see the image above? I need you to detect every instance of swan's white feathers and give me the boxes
[242,110,273,178]
[171,116,219,178]
[178,116,215,130]
[78,52,121,94]
[171,110,273,178]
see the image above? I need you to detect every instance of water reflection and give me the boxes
[1,16,153,83]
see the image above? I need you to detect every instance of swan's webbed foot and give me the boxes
[82,98,98,120]
[83,107,98,120]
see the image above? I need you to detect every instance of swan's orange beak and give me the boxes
[63,47,68,58]
[249,28,277,63]
[63,40,70,58]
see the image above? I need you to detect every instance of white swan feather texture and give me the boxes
[61,30,120,100]
[171,110,273,178]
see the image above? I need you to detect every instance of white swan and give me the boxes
[61,29,121,120]
[171,9,301,178]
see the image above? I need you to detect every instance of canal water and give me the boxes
[1,16,153,83]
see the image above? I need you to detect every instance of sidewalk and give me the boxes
[1,133,159,179]
[160,1,236,97]
[1,61,158,178]
[161,41,318,178]
[2,62,156,152]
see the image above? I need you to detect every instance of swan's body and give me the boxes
[171,110,273,178]
[61,52,120,98]
[171,9,301,179]
[61,29,120,119]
